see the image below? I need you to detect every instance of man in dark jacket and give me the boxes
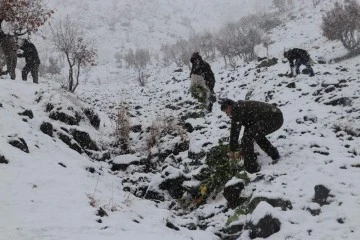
[284,48,314,77]
[17,39,41,83]
[190,52,216,111]
[0,31,17,80]
[221,99,283,173]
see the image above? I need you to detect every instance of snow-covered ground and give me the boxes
[1,0,360,239]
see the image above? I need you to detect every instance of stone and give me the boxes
[313,185,331,206]
[166,221,180,231]
[83,108,100,130]
[223,181,245,209]
[286,82,296,88]
[159,175,188,199]
[0,155,9,164]
[8,137,29,153]
[246,215,281,239]
[70,129,98,151]
[144,189,164,202]
[49,111,81,125]
[324,97,352,107]
[131,125,142,133]
[40,122,53,137]
[18,109,34,119]
[58,132,83,154]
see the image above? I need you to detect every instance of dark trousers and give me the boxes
[22,63,39,83]
[6,56,17,80]
[295,60,314,76]
[241,112,283,172]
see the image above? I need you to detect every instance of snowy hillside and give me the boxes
[1,0,360,240]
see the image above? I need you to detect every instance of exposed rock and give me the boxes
[159,175,189,199]
[40,122,53,137]
[131,125,142,133]
[223,181,245,209]
[8,137,29,153]
[49,111,81,125]
[18,109,34,119]
[324,97,352,107]
[174,68,183,72]
[83,108,100,130]
[256,58,278,68]
[188,151,206,161]
[85,167,96,173]
[70,129,98,151]
[110,155,140,171]
[184,122,194,133]
[0,155,9,164]
[173,141,190,155]
[58,162,66,168]
[313,185,331,206]
[96,207,108,217]
[144,189,164,202]
[286,82,296,88]
[86,150,111,162]
[166,221,180,231]
[45,103,54,112]
[306,207,321,216]
[57,132,83,154]
[249,197,293,211]
[246,215,281,239]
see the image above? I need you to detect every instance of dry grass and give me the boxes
[146,115,187,152]
[115,102,131,151]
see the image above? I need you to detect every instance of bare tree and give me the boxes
[262,35,273,58]
[272,0,293,12]
[115,102,131,152]
[0,0,54,36]
[322,0,360,52]
[50,16,97,92]
[313,0,321,7]
[124,48,151,86]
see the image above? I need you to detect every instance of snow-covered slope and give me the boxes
[1,0,360,240]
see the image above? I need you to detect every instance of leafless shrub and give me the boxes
[321,0,360,52]
[124,48,151,86]
[272,0,293,12]
[146,116,187,154]
[115,102,131,152]
[122,192,135,207]
[313,0,321,7]
[147,22,155,33]
[189,31,216,60]
[88,174,100,207]
[50,16,97,92]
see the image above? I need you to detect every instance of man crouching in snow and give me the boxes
[284,48,315,77]
[221,99,283,173]
[190,52,216,112]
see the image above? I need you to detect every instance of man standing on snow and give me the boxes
[221,99,283,173]
[17,39,41,84]
[190,52,216,112]
[284,48,315,77]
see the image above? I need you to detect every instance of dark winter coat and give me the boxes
[0,33,17,79]
[18,40,40,66]
[285,48,310,67]
[190,59,215,92]
[229,100,283,151]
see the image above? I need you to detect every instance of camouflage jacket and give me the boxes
[286,48,310,67]
[229,100,282,151]
[190,60,215,91]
